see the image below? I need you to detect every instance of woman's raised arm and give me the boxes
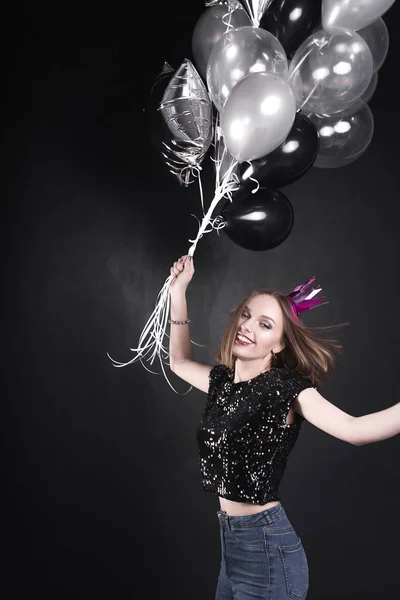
[168,255,213,393]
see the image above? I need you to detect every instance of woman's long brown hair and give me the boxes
[214,288,350,389]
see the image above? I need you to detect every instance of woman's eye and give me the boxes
[241,312,270,329]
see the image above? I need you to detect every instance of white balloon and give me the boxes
[221,72,296,161]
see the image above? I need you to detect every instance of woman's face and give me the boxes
[233,294,285,360]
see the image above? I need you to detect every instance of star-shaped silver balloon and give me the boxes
[159,59,213,178]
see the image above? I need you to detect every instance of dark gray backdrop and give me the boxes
[4,1,400,598]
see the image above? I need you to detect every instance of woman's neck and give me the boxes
[233,359,272,383]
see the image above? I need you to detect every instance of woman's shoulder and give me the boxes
[275,366,316,393]
[208,363,230,387]
[210,363,230,376]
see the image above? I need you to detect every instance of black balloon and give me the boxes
[260,0,321,59]
[219,188,294,251]
[236,111,319,194]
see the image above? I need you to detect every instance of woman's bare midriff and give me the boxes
[219,497,280,516]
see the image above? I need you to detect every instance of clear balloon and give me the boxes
[361,71,378,102]
[219,187,294,251]
[260,0,322,59]
[207,25,288,111]
[288,29,373,115]
[307,101,374,168]
[322,0,395,34]
[159,59,213,181]
[192,4,251,80]
[220,72,296,161]
[358,17,389,72]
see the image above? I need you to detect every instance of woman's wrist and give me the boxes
[170,287,188,300]
[170,287,189,321]
[168,318,191,325]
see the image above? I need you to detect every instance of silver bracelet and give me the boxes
[168,318,191,325]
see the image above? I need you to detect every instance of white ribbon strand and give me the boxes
[107,127,240,394]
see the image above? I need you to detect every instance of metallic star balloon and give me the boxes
[159,59,213,174]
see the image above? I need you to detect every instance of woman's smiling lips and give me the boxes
[235,332,254,345]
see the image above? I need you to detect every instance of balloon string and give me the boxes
[212,113,222,187]
[249,176,260,194]
[106,278,205,396]
[236,160,260,195]
[161,140,206,186]
[197,168,206,217]
[149,61,174,97]
[298,82,319,111]
[221,7,234,29]
[288,47,314,80]
[106,156,239,394]
[187,159,239,255]
[211,112,240,195]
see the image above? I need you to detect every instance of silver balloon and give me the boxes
[358,17,389,72]
[207,25,288,111]
[235,0,274,26]
[159,59,213,172]
[307,101,374,168]
[206,0,240,5]
[192,5,251,80]
[322,0,396,34]
[221,72,296,161]
[288,29,373,115]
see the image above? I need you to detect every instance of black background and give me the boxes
[4,1,400,598]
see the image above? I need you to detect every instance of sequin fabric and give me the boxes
[196,364,316,504]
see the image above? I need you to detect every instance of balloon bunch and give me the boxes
[288,0,394,168]
[152,0,394,252]
[108,0,395,390]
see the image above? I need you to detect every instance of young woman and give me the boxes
[168,254,400,600]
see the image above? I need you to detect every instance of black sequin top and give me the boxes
[196,364,316,504]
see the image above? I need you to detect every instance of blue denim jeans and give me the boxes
[215,502,309,600]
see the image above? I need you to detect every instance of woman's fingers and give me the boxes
[170,255,193,279]
[173,262,183,276]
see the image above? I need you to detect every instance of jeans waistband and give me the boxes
[216,502,284,530]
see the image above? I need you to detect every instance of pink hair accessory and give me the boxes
[286,276,328,315]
